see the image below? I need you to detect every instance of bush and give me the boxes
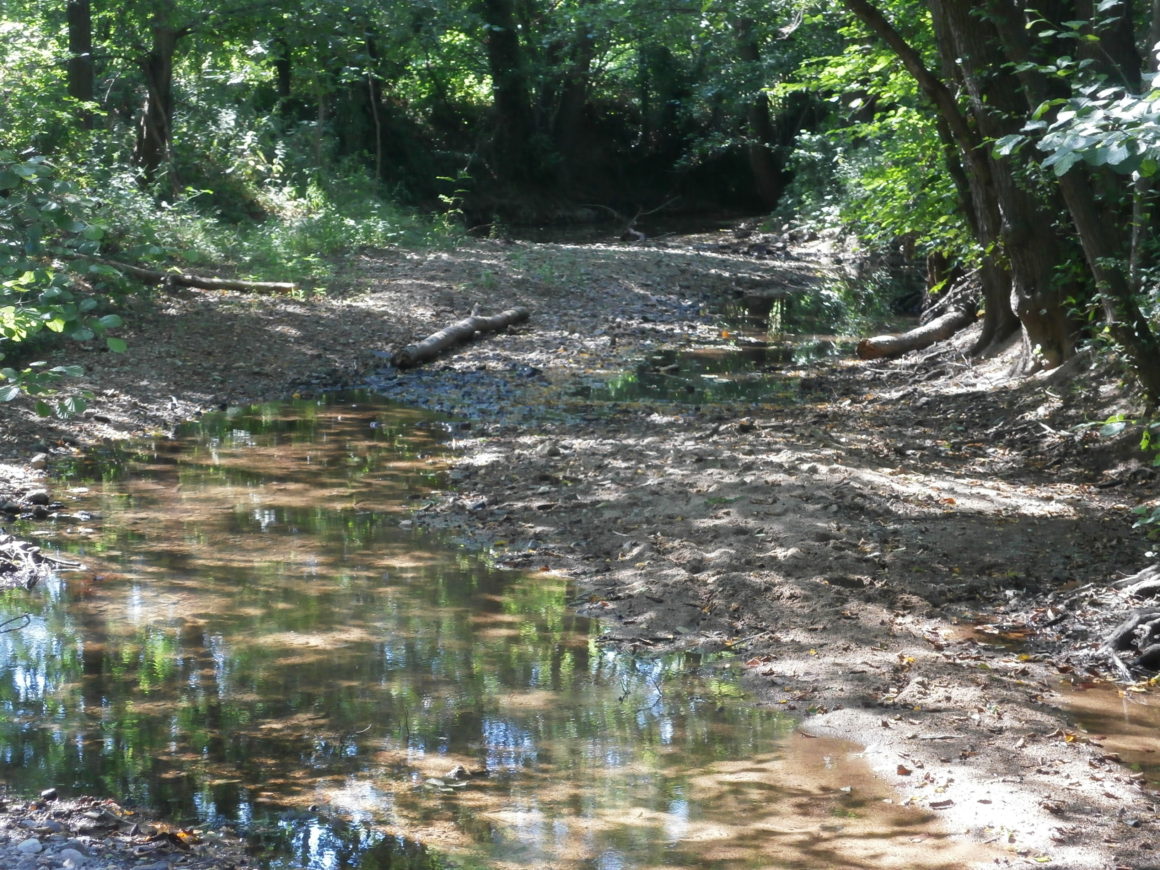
[0,152,126,415]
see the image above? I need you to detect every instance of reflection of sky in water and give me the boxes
[482,717,538,769]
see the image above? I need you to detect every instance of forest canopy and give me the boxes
[2,0,1160,402]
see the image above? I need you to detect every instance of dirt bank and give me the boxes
[1,234,1158,868]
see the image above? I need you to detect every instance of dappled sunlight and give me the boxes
[0,395,1008,868]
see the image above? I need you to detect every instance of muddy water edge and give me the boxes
[0,395,1000,869]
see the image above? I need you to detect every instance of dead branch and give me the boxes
[392,307,530,369]
[72,254,298,294]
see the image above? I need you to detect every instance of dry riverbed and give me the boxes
[1,233,1158,868]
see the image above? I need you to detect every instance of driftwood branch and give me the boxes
[74,254,298,294]
[392,307,530,369]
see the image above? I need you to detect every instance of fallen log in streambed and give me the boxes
[392,307,531,368]
[856,303,976,360]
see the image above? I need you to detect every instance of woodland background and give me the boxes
[4,0,1160,411]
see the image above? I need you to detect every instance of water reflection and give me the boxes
[1,397,991,868]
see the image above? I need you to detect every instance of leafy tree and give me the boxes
[820,0,1160,399]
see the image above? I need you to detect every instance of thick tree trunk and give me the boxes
[272,37,292,114]
[481,0,535,180]
[931,0,1079,368]
[551,0,598,177]
[842,0,1019,355]
[66,0,94,128]
[132,16,183,183]
[988,0,1160,400]
[734,18,784,207]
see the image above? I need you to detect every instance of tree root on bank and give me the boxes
[1103,565,1160,674]
[392,307,530,368]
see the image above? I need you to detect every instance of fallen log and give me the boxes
[856,303,976,360]
[72,254,298,294]
[392,307,531,368]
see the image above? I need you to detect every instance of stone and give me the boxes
[59,847,89,867]
[15,837,41,853]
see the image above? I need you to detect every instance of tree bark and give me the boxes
[842,0,1019,355]
[931,0,1079,368]
[66,0,94,129]
[393,308,531,368]
[132,4,186,184]
[987,0,1160,400]
[480,0,536,179]
[551,0,598,179]
[734,18,785,207]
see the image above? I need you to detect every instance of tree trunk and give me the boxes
[931,0,1079,368]
[66,0,94,129]
[481,0,535,180]
[551,0,598,182]
[856,303,977,360]
[988,0,1160,400]
[734,18,784,207]
[842,0,1019,355]
[132,7,184,184]
[272,37,292,114]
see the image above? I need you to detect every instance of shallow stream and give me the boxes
[1,397,992,868]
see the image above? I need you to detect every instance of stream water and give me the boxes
[0,397,995,869]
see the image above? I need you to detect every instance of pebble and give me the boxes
[60,847,89,867]
[16,837,41,853]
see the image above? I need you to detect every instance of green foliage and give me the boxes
[775,14,972,265]
[0,152,125,414]
[0,20,76,153]
[1028,80,1160,178]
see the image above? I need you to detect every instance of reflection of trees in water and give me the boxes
[0,395,995,868]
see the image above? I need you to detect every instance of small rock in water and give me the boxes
[29,453,48,470]
[59,847,89,867]
[39,787,57,801]
[16,838,41,854]
[24,491,50,506]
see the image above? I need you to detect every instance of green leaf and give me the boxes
[0,384,20,402]
[98,314,123,328]
[106,337,127,353]
[1049,150,1083,175]
[993,134,1025,157]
